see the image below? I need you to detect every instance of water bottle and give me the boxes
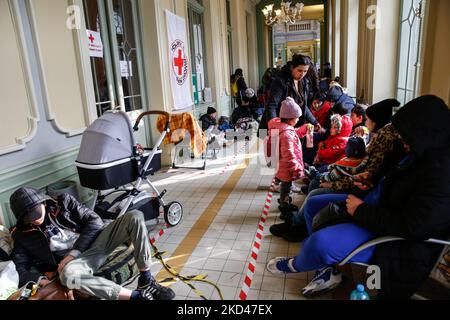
[350,284,370,300]
[306,124,314,148]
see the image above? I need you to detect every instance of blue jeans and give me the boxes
[292,194,375,272]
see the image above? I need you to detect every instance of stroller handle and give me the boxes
[134,111,171,132]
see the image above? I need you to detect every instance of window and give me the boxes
[83,0,146,117]
[187,0,208,105]
[396,0,426,105]
[226,0,233,74]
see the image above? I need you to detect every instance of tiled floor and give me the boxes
[131,137,332,300]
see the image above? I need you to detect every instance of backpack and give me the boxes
[264,127,290,168]
[96,244,139,285]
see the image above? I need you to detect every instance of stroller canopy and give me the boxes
[76,111,136,165]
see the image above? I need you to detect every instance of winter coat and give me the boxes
[269,118,308,182]
[311,101,332,127]
[331,124,402,191]
[259,65,318,132]
[11,193,104,287]
[314,115,353,165]
[353,95,450,299]
[327,85,355,114]
[199,114,217,131]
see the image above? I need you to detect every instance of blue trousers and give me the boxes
[292,194,375,272]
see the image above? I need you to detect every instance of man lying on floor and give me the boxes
[9,187,175,300]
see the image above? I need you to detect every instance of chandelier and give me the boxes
[262,2,305,26]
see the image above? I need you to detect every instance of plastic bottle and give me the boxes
[306,124,314,148]
[350,284,370,300]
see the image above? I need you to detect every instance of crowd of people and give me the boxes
[261,53,450,299]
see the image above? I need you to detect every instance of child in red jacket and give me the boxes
[313,114,352,171]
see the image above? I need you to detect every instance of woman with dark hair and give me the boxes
[259,54,319,132]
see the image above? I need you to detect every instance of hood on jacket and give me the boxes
[330,114,352,138]
[268,118,293,132]
[327,85,344,103]
[9,187,54,223]
[392,95,450,158]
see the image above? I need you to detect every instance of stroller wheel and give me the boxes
[164,201,183,226]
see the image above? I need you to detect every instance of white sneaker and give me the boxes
[290,183,302,193]
[301,266,342,298]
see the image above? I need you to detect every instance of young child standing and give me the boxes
[268,97,311,218]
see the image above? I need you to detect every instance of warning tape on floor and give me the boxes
[149,224,170,245]
[218,141,249,176]
[238,178,276,300]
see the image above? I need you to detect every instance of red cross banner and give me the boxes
[86,30,103,58]
[165,10,193,111]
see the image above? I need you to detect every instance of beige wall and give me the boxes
[28,0,92,135]
[421,0,450,105]
[0,0,39,155]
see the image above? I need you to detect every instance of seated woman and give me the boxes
[269,99,403,243]
[266,95,450,299]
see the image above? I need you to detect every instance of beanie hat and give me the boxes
[207,107,217,115]
[280,97,302,119]
[366,99,400,131]
[330,114,343,134]
[345,136,367,159]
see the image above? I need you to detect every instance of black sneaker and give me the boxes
[138,278,175,300]
[269,222,293,237]
[282,224,309,243]
[300,186,310,195]
[279,211,293,221]
[278,204,298,213]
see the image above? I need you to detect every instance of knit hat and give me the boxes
[207,107,217,115]
[366,99,400,131]
[280,97,302,119]
[345,136,367,159]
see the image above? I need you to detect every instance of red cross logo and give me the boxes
[89,34,95,43]
[173,49,185,76]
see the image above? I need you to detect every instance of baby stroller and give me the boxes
[75,110,183,227]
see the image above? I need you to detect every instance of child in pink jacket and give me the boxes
[268,97,312,218]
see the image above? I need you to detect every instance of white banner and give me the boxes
[165,10,193,111]
[86,30,103,58]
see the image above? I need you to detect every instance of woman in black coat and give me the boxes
[350,95,450,298]
[259,54,319,132]
[265,95,450,299]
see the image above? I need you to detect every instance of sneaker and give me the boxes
[266,257,299,274]
[282,224,309,243]
[277,196,292,205]
[301,266,342,298]
[138,278,176,300]
[278,204,298,213]
[300,186,310,195]
[269,222,293,237]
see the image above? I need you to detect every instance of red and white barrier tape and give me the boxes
[218,141,248,176]
[239,179,276,300]
[149,224,170,245]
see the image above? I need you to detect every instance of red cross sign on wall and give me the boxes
[173,49,185,76]
[89,33,95,44]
